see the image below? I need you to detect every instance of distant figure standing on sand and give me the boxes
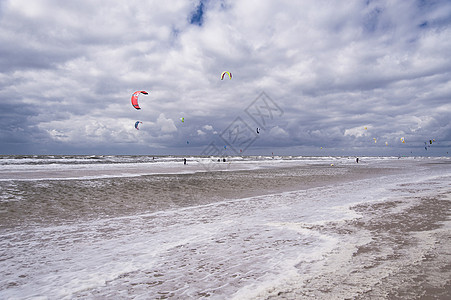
[356,157,359,163]
[184,158,187,165]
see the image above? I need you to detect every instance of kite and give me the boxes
[131,91,148,110]
[373,138,377,143]
[135,121,142,130]
[256,128,260,134]
[401,137,405,144]
[180,117,185,123]
[221,71,232,80]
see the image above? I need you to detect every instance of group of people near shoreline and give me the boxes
[183,158,226,165]
[182,157,362,165]
[181,157,364,165]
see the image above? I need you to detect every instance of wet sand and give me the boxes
[1,157,449,299]
[267,181,451,299]
[1,163,399,230]
[352,193,450,299]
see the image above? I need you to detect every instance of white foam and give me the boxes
[0,158,449,299]
[0,156,360,181]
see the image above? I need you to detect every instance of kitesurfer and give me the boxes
[356,157,359,163]
[131,91,148,110]
[221,71,232,80]
[184,158,187,165]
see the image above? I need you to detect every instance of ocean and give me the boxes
[0,155,450,299]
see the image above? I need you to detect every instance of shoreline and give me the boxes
[1,156,448,181]
[1,158,449,299]
[264,179,451,299]
[0,163,402,230]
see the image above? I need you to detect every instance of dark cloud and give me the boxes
[0,0,450,155]
[0,102,52,154]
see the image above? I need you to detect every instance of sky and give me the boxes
[0,0,450,156]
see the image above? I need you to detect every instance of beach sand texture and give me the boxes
[267,182,450,299]
[0,156,449,299]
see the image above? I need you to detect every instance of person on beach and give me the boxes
[184,158,187,165]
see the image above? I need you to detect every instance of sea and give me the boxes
[0,155,450,299]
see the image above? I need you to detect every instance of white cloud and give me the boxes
[0,0,450,154]
[344,126,368,138]
[156,113,177,133]
[268,126,289,138]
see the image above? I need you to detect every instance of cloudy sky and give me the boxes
[1,0,450,156]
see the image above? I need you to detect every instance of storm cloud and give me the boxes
[0,0,450,155]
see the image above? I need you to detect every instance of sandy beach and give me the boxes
[0,156,450,299]
[265,180,450,299]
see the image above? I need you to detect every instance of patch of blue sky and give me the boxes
[190,1,205,26]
